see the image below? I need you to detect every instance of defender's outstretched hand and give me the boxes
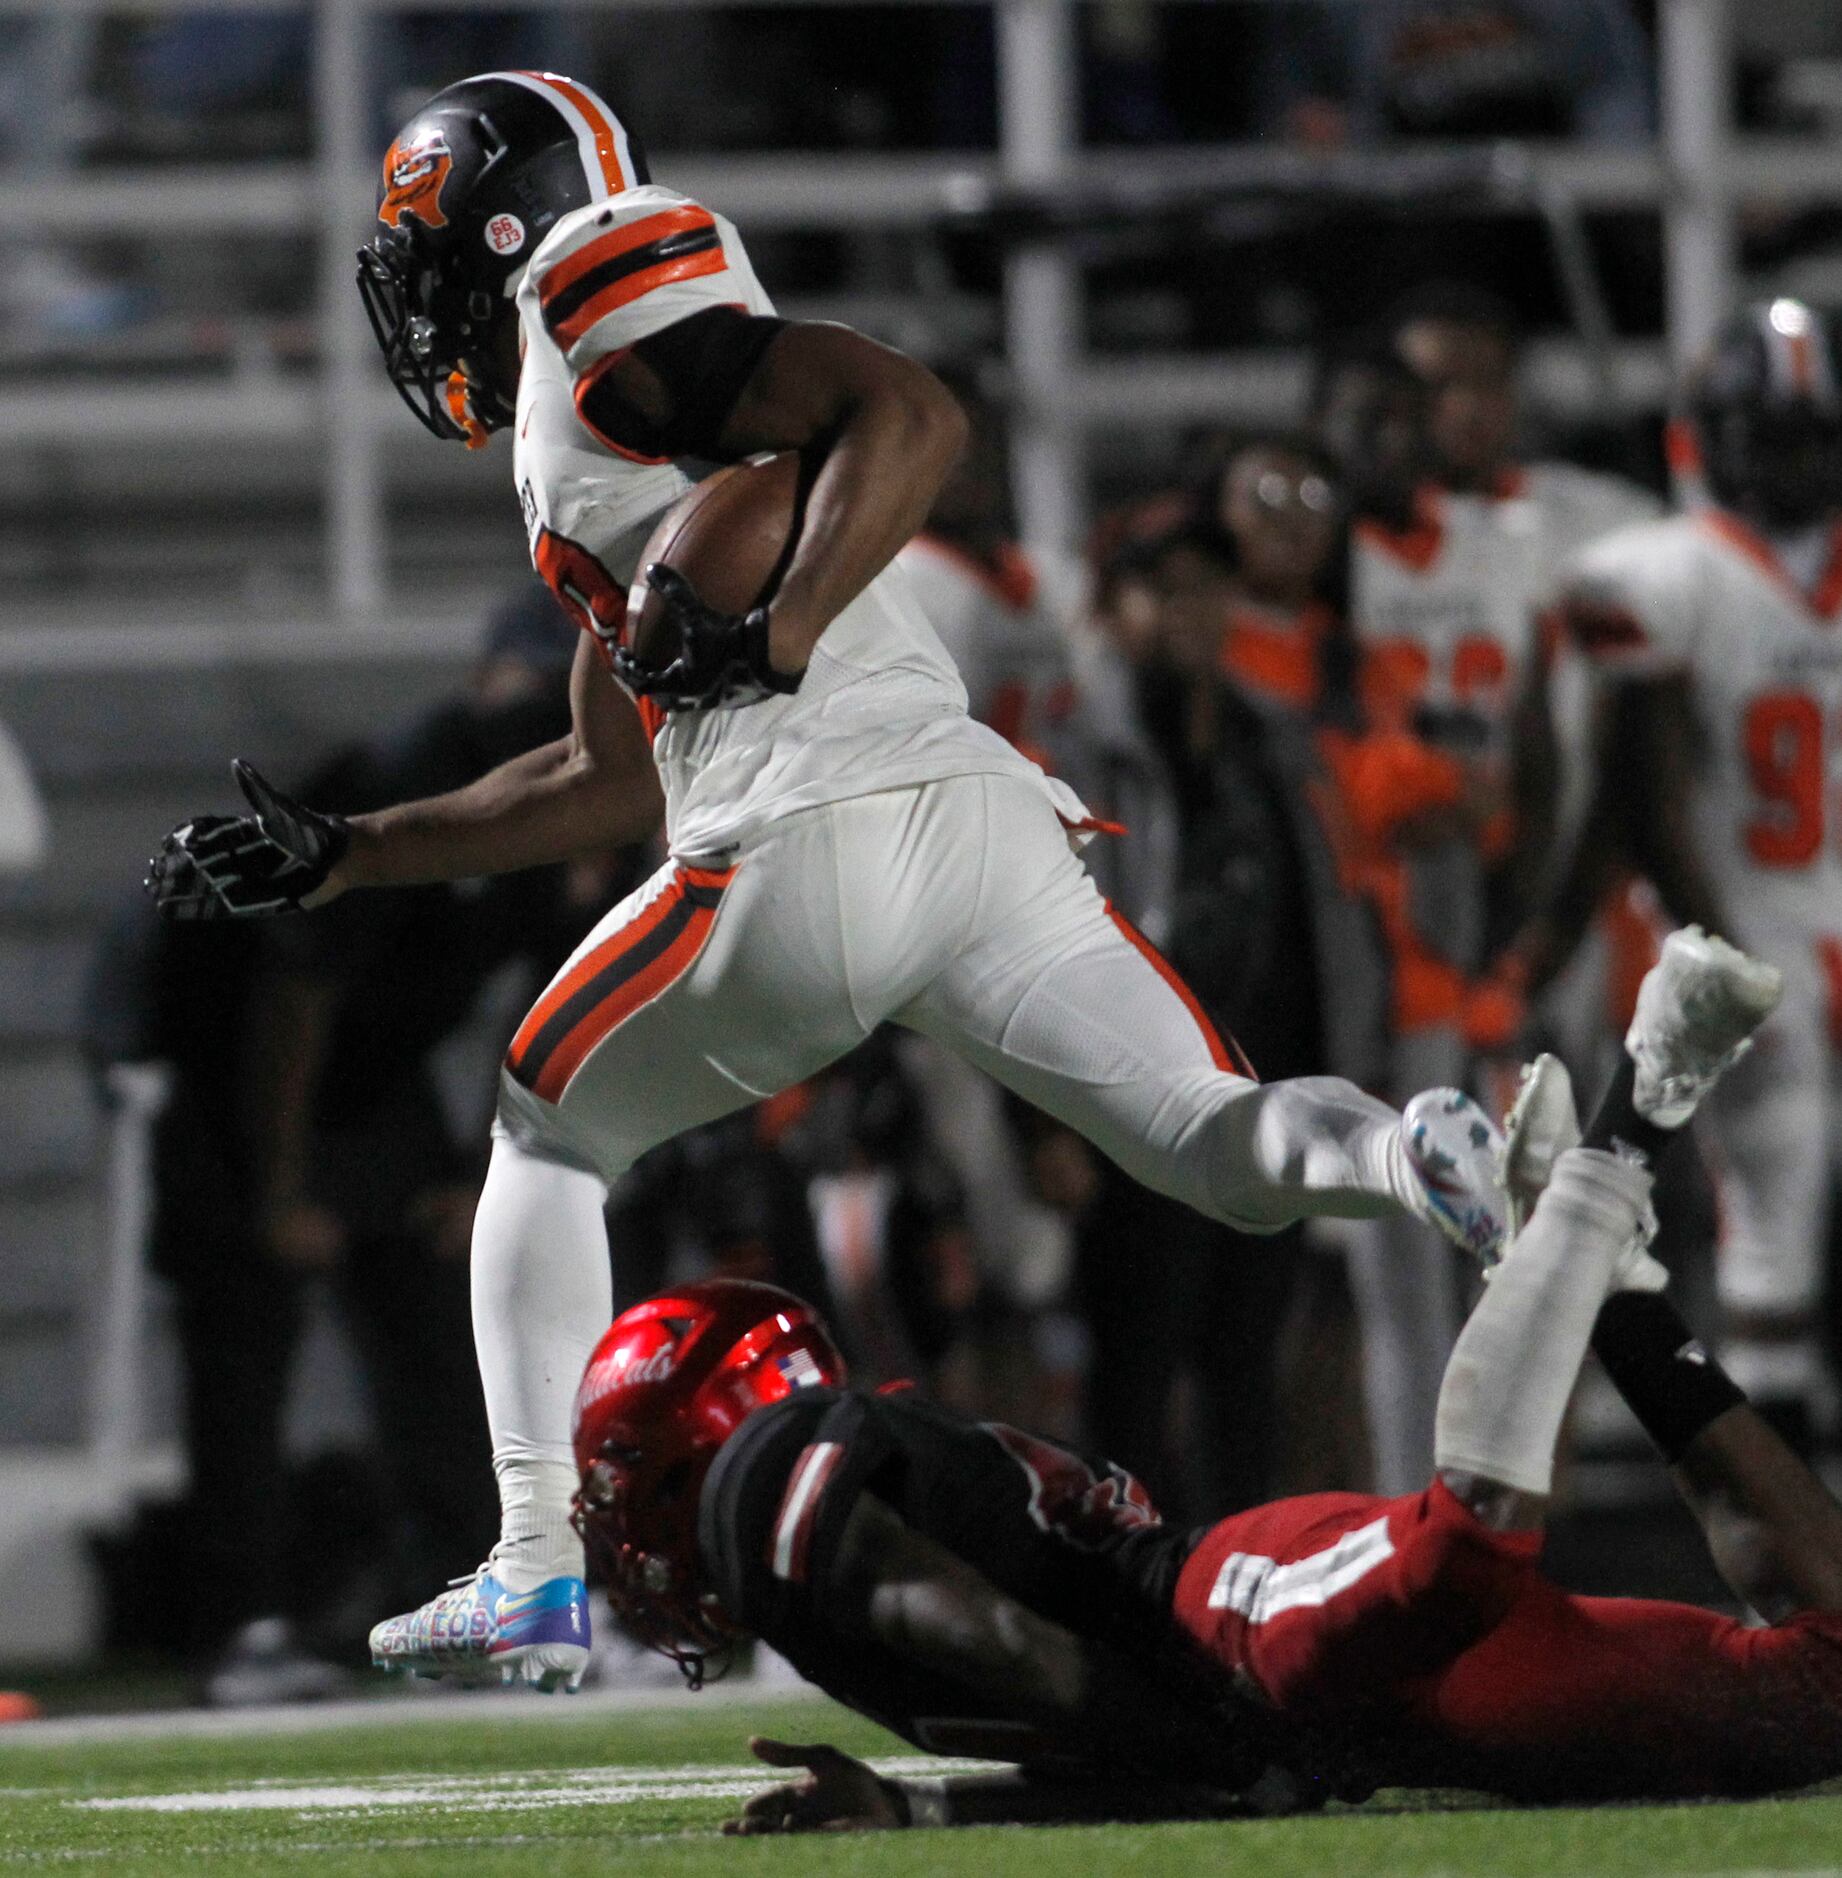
[145,759,350,920]
[722,1737,907,1835]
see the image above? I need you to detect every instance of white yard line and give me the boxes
[0,1679,825,1751]
[63,1756,989,1816]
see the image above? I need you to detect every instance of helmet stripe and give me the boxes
[494,69,630,198]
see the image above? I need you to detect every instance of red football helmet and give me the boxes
[570,1278,847,1682]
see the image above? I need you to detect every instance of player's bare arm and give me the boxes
[829,1491,1256,1790]
[1620,673,1731,937]
[1502,629,1560,922]
[587,319,969,676]
[1512,675,1728,993]
[1508,682,1640,991]
[1670,1404,1842,1622]
[333,633,662,892]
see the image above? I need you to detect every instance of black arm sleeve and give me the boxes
[578,307,788,462]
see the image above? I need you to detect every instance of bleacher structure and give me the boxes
[0,0,1816,1661]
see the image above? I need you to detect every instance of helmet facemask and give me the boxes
[356,221,517,448]
[572,1450,739,1690]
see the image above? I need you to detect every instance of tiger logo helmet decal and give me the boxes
[379,131,454,230]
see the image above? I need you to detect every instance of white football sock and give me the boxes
[471,1136,612,1590]
[1433,1148,1652,1497]
[1207,1076,1433,1228]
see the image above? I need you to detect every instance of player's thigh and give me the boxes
[497,835,870,1180]
[900,796,1251,1197]
[1424,1592,1842,1799]
[1705,986,1830,1315]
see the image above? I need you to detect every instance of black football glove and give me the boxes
[613,563,803,712]
[145,758,350,920]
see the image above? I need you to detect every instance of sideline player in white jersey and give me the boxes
[146,74,1506,1690]
[1533,298,1842,1445]
[1323,296,1659,1494]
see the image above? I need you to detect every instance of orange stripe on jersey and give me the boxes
[539,205,716,306]
[518,70,626,194]
[1104,902,1255,1079]
[506,866,733,1103]
[547,245,726,350]
[636,695,668,742]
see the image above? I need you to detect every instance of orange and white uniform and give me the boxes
[1567,510,1842,1381]
[894,533,1083,773]
[485,179,1433,1263]
[1339,464,1657,1494]
[514,189,1072,862]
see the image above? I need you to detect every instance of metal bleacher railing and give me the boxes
[0,0,1782,619]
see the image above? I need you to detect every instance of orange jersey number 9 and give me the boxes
[1743,690,1827,867]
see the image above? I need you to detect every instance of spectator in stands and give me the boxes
[1072,513,1390,1519]
[1253,0,1655,147]
[84,588,632,1704]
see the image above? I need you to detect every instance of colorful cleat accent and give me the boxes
[1402,1087,1508,1266]
[368,1570,591,1693]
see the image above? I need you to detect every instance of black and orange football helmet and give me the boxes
[1688,298,1842,530]
[357,71,647,445]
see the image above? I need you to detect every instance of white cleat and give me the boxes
[1626,927,1784,1129]
[1501,1053,1581,1244]
[368,1568,591,1694]
[1402,1088,1508,1266]
[1501,1054,1663,1293]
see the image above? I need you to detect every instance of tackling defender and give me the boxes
[571,928,1842,1826]
[146,73,1505,1690]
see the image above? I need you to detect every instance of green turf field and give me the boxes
[2,1689,1841,1876]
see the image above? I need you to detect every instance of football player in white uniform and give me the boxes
[1323,298,1660,1493]
[1534,298,1842,1445]
[147,74,1508,1690]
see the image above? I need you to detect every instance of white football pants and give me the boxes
[473,773,1423,1534]
[1705,943,1842,1403]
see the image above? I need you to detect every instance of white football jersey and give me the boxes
[894,534,1080,754]
[512,188,1055,857]
[1350,464,1661,743]
[1567,510,1842,960]
[1350,485,1548,747]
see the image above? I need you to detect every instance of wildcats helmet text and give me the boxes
[577,1341,677,1414]
[380,131,454,230]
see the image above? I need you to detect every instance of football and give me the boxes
[626,452,809,668]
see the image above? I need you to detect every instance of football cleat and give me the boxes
[1501,1053,1581,1243]
[1626,927,1783,1129]
[1501,1055,1663,1292]
[1402,1088,1508,1266]
[368,1568,591,1692]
